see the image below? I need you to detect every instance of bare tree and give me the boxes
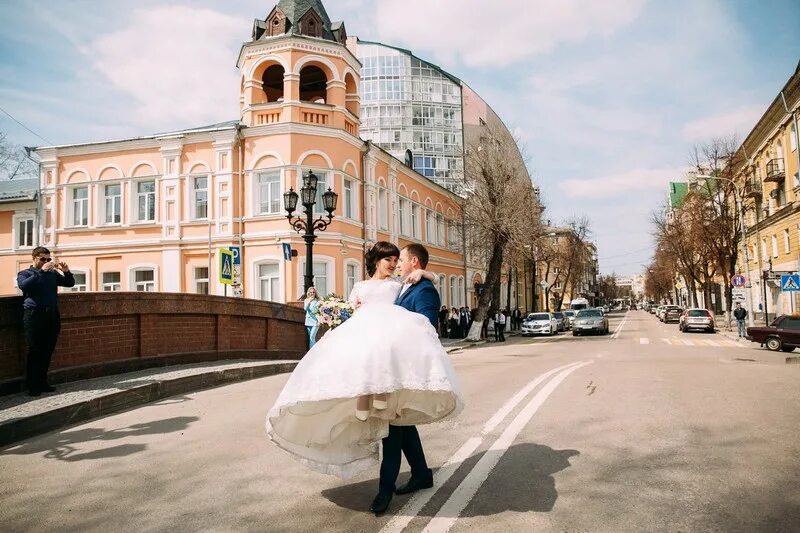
[0,132,38,180]
[551,217,591,311]
[462,123,542,340]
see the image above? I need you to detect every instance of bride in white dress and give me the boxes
[266,242,463,479]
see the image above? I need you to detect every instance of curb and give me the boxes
[0,361,297,448]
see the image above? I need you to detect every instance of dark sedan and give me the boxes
[746,315,800,352]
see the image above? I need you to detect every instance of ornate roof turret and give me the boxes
[252,0,346,44]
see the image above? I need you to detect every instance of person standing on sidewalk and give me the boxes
[494,309,506,342]
[16,247,75,396]
[733,303,747,338]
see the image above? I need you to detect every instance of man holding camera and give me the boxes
[17,246,75,396]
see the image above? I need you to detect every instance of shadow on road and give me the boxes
[0,416,199,462]
[320,442,579,517]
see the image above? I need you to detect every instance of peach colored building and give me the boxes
[2,0,470,307]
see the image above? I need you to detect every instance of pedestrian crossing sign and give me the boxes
[219,248,234,285]
[780,274,800,292]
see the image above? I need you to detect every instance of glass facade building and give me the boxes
[355,41,464,193]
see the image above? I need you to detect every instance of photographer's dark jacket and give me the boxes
[17,268,75,310]
[733,307,747,320]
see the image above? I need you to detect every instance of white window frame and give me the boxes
[134,179,157,223]
[68,185,89,227]
[412,203,420,239]
[437,274,446,297]
[12,213,36,250]
[256,261,282,302]
[297,169,330,215]
[101,182,123,225]
[783,229,791,254]
[194,266,210,295]
[436,214,444,246]
[298,256,335,299]
[378,186,388,229]
[192,175,210,220]
[399,197,408,236]
[129,265,158,292]
[255,170,282,215]
[66,270,89,292]
[344,177,356,220]
[426,209,436,244]
[772,234,779,258]
[102,271,122,292]
[344,260,362,298]
[449,276,457,308]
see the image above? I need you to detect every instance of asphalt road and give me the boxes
[2,311,799,532]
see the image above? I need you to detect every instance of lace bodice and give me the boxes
[348,279,402,305]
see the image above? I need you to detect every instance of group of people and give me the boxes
[438,306,473,338]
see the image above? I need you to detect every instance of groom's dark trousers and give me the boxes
[381,277,440,493]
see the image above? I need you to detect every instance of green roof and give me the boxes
[668,181,688,208]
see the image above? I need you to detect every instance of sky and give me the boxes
[1,0,799,276]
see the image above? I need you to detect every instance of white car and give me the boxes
[521,312,559,336]
[563,310,577,328]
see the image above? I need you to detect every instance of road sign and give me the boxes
[780,274,800,292]
[731,288,746,301]
[731,275,746,287]
[219,248,234,285]
[539,280,549,289]
[282,243,292,261]
[229,246,241,265]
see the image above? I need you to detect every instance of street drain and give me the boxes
[734,357,756,362]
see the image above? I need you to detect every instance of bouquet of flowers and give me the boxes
[315,294,356,330]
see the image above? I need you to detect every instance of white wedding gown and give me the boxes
[265,278,463,479]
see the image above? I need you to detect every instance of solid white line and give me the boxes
[681,339,695,346]
[611,313,628,339]
[380,361,584,533]
[639,338,650,345]
[421,362,593,533]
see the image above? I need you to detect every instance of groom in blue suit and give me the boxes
[370,243,440,515]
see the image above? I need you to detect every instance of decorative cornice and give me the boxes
[237,34,361,73]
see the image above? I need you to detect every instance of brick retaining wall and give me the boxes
[0,292,305,394]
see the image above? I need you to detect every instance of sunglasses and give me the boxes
[36,257,52,262]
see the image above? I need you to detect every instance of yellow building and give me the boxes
[0,0,469,304]
[735,61,800,318]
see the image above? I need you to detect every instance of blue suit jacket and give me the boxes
[395,278,440,329]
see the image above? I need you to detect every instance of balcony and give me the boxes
[743,179,762,198]
[765,158,785,183]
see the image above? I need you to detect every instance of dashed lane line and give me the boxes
[421,361,593,533]
[380,361,586,533]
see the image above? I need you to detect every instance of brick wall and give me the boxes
[0,292,305,393]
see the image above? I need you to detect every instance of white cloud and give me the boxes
[85,6,248,130]
[681,104,765,141]
[372,0,646,68]
[559,166,689,199]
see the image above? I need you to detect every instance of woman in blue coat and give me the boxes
[303,287,320,348]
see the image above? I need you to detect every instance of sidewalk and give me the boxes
[0,359,298,448]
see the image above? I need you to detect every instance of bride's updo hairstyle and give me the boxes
[365,241,400,276]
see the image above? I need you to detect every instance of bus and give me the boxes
[569,298,590,311]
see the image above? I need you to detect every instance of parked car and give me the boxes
[679,308,715,333]
[552,311,568,332]
[521,313,559,336]
[659,305,680,322]
[649,305,658,315]
[663,307,683,324]
[563,310,577,329]
[573,308,609,336]
[656,305,667,320]
[746,315,800,352]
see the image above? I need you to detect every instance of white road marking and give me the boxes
[661,338,672,345]
[681,339,695,346]
[704,340,720,347]
[639,338,650,345]
[719,358,732,363]
[611,313,628,339]
[380,361,585,533]
[420,361,592,533]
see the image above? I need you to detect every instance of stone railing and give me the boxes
[0,292,306,394]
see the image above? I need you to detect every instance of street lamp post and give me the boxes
[283,171,338,296]
[695,174,754,327]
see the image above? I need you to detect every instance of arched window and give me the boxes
[262,64,285,102]
[299,65,328,103]
[344,73,358,116]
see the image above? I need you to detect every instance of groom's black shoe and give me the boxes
[395,477,434,495]
[369,492,393,515]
